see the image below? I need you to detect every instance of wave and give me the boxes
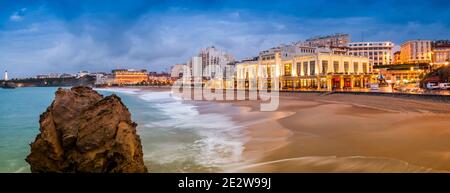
[103,88,247,171]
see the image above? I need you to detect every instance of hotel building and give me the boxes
[347,41,394,66]
[236,44,374,90]
[112,69,149,85]
[432,40,450,66]
[400,40,432,64]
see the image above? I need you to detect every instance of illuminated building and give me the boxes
[347,41,394,66]
[112,69,148,85]
[374,64,428,85]
[236,44,374,90]
[393,51,401,64]
[432,40,450,67]
[400,40,432,64]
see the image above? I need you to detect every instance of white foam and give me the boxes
[105,88,247,169]
[95,88,140,95]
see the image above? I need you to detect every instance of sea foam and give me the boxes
[101,88,246,171]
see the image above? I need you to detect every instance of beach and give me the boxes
[213,92,450,172]
[2,87,450,173]
[124,87,450,172]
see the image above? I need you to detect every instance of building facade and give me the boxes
[347,41,394,66]
[304,33,350,47]
[112,69,148,85]
[393,51,401,64]
[198,46,235,79]
[170,64,187,78]
[432,40,450,66]
[400,40,432,64]
[236,44,374,91]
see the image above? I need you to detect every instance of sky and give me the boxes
[0,0,449,77]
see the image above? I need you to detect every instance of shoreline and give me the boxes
[113,87,450,172]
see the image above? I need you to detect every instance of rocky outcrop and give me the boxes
[26,86,147,173]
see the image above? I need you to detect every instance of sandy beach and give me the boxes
[222,92,450,172]
[138,87,450,172]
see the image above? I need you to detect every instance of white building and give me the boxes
[400,40,432,64]
[170,64,187,78]
[198,46,235,79]
[77,71,90,78]
[3,70,8,81]
[347,41,394,66]
[236,43,374,90]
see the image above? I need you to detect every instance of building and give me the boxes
[347,41,394,66]
[95,74,114,85]
[36,75,49,79]
[304,33,350,48]
[197,46,235,79]
[148,72,171,84]
[236,44,374,91]
[374,64,429,85]
[188,56,203,78]
[48,73,60,78]
[400,40,432,64]
[60,73,75,78]
[393,51,401,64]
[432,40,450,66]
[3,70,8,81]
[77,71,90,78]
[112,69,148,85]
[170,64,187,78]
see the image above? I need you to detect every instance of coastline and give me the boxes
[110,87,450,172]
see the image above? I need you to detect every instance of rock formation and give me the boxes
[26,86,147,173]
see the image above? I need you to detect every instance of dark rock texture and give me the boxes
[26,86,147,173]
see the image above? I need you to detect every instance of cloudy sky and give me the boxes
[0,0,449,77]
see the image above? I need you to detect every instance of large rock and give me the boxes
[26,86,147,173]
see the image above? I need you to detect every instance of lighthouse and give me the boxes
[4,70,8,81]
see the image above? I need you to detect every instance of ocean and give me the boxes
[0,87,246,173]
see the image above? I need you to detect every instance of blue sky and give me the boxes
[0,0,449,77]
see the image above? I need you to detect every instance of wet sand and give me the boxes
[225,93,450,172]
[139,87,450,172]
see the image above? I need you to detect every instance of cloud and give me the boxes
[0,1,449,78]
[9,8,27,22]
[9,12,23,21]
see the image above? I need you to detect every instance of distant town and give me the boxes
[1,33,450,93]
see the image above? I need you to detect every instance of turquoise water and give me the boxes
[0,87,58,172]
[0,87,245,173]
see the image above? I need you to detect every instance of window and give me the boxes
[362,62,368,73]
[333,61,339,73]
[354,62,359,73]
[296,62,302,76]
[344,62,349,73]
[322,60,328,75]
[284,63,292,76]
[303,62,308,76]
[310,61,316,75]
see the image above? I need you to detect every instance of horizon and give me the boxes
[1,0,450,78]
